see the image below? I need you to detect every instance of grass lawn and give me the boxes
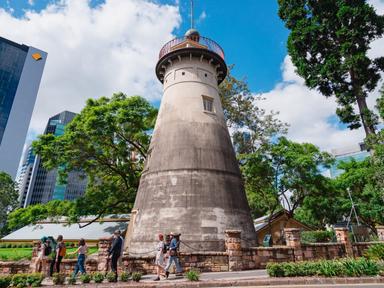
[0,247,98,261]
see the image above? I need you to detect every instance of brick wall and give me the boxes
[0,229,382,275]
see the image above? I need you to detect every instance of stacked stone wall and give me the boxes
[0,227,383,275]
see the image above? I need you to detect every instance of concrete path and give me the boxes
[41,270,384,287]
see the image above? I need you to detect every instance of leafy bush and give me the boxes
[52,273,65,285]
[186,270,199,281]
[301,230,335,243]
[106,272,117,283]
[267,258,380,277]
[364,243,384,261]
[26,273,44,287]
[67,277,76,285]
[80,274,91,284]
[120,272,130,282]
[0,276,11,288]
[131,272,142,282]
[92,272,104,283]
[11,274,28,288]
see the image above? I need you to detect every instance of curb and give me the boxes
[49,276,384,287]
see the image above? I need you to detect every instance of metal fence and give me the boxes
[159,36,225,60]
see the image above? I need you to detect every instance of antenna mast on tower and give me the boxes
[190,0,194,29]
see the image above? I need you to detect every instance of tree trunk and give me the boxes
[350,70,376,137]
[356,94,376,137]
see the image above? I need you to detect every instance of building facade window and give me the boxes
[202,96,214,113]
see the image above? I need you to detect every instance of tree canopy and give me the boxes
[7,94,157,229]
[278,0,384,136]
[242,137,334,219]
[219,66,288,153]
[0,172,18,235]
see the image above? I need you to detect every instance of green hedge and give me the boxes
[267,258,380,277]
[364,243,384,261]
[301,230,335,244]
[11,273,44,287]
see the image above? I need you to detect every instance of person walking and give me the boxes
[154,234,166,281]
[165,232,182,278]
[70,238,88,277]
[108,230,123,281]
[33,240,46,273]
[49,235,66,276]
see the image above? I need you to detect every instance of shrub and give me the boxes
[106,272,117,283]
[67,277,76,285]
[92,272,104,283]
[11,274,28,288]
[364,243,384,261]
[0,276,11,288]
[301,230,335,244]
[80,274,91,284]
[120,272,130,282]
[186,270,199,281]
[131,272,142,282]
[52,273,65,285]
[267,258,380,278]
[26,273,44,287]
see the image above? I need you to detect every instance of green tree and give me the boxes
[278,0,384,137]
[242,137,334,220]
[7,93,157,229]
[219,66,288,153]
[0,172,18,235]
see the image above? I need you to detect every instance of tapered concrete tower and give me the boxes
[126,29,257,253]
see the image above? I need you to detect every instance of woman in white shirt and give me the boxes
[69,238,88,278]
[154,234,166,281]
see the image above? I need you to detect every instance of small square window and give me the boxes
[202,96,214,113]
[182,72,185,76]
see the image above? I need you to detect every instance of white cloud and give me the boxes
[0,0,180,135]
[28,0,34,6]
[260,56,381,152]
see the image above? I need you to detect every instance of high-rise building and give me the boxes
[23,111,87,207]
[17,144,36,207]
[327,143,370,178]
[0,36,47,179]
[126,29,257,254]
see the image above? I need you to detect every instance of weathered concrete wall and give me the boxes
[126,54,256,254]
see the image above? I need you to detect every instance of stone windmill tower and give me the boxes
[126,13,256,254]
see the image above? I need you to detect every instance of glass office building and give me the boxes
[0,36,47,178]
[23,111,87,207]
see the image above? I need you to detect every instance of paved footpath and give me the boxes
[42,270,384,287]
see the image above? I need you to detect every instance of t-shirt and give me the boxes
[78,244,88,255]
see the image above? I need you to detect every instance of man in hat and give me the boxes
[164,232,182,278]
[108,230,123,281]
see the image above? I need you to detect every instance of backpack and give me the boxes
[44,244,52,256]
[59,243,67,257]
[162,243,168,254]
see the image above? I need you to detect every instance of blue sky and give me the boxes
[4,0,288,92]
[1,0,383,151]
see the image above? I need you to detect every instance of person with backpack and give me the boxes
[154,233,166,281]
[70,238,88,277]
[164,232,182,278]
[51,235,66,274]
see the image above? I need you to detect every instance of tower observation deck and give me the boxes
[156,29,227,84]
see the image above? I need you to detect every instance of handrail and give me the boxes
[159,36,225,60]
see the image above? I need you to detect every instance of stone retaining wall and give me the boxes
[0,227,383,275]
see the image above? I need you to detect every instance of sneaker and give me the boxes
[165,271,169,279]
[154,277,160,281]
